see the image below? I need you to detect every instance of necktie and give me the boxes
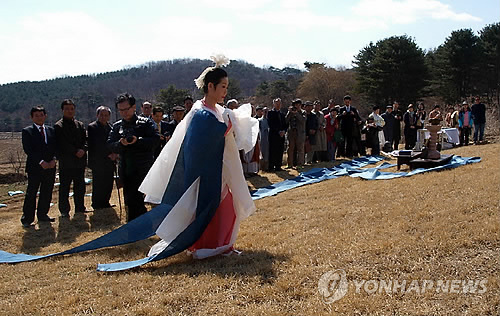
[40,126,46,144]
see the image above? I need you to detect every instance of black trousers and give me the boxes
[369,143,380,156]
[58,167,86,214]
[91,165,114,209]
[342,130,354,157]
[21,168,56,224]
[404,129,417,150]
[459,127,471,146]
[122,172,147,222]
[268,133,284,170]
[393,131,401,150]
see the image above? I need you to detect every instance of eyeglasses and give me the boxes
[118,106,134,112]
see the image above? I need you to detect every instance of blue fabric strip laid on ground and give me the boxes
[348,156,481,180]
[250,156,386,200]
[0,203,172,263]
[0,155,480,270]
[251,155,480,199]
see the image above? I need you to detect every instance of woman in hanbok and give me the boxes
[242,105,260,177]
[312,100,328,161]
[1,57,258,271]
[258,107,270,171]
[139,55,258,260]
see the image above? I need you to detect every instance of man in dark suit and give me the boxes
[88,106,117,210]
[267,98,287,171]
[54,99,88,216]
[339,95,362,158]
[152,106,170,159]
[21,106,57,227]
[392,101,403,150]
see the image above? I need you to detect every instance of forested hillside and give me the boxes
[1,23,497,132]
[0,58,298,130]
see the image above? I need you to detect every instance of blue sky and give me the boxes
[0,0,498,84]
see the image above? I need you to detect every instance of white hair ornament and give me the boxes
[194,54,230,89]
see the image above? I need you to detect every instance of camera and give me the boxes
[119,125,135,143]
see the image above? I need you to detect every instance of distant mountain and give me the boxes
[0,58,303,130]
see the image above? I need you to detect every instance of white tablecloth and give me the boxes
[415,127,459,150]
[441,128,460,145]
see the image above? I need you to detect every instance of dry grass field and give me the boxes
[0,138,498,315]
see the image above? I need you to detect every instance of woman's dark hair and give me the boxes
[203,68,227,94]
[115,93,136,107]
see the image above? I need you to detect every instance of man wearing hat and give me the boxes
[165,105,185,140]
[458,101,473,146]
[226,99,239,110]
[140,101,153,119]
[403,104,417,149]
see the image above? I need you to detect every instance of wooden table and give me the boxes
[407,154,454,170]
[393,151,422,170]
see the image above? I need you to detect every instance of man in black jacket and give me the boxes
[88,106,116,210]
[108,93,160,221]
[381,105,395,151]
[54,99,88,216]
[267,98,287,171]
[392,101,403,150]
[21,106,57,227]
[471,96,486,144]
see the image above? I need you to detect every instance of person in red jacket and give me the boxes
[325,108,341,161]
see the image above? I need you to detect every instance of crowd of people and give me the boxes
[444,96,487,146]
[21,91,488,227]
[246,95,393,173]
[250,95,488,175]
[20,95,195,227]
